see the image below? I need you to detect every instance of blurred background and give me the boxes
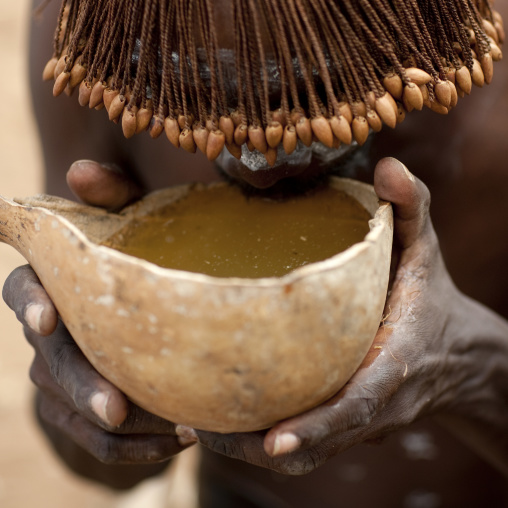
[0,2,196,507]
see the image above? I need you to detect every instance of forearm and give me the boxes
[436,293,508,476]
[34,392,171,490]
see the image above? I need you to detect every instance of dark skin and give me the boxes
[2,0,508,505]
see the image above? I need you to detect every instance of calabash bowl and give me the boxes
[0,177,392,432]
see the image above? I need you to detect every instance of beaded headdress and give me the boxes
[44,0,504,165]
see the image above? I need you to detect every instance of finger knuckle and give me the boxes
[48,347,68,385]
[47,341,81,387]
[29,361,46,389]
[343,385,382,429]
[94,437,174,465]
[93,437,123,465]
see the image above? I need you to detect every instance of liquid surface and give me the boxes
[104,184,371,278]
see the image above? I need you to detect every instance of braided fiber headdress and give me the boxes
[44,0,504,165]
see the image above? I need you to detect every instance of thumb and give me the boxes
[374,157,431,250]
[66,160,144,212]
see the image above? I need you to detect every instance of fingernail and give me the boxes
[73,159,95,166]
[401,162,415,182]
[25,304,44,334]
[90,392,111,426]
[272,433,301,456]
[175,424,198,447]
[99,162,123,175]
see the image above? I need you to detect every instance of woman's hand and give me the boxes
[2,161,196,489]
[193,157,508,475]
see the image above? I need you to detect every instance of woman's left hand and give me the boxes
[192,157,477,475]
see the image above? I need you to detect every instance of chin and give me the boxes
[214,142,366,194]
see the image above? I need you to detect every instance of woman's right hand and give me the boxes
[2,161,196,489]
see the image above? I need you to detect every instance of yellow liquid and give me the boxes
[105,184,371,278]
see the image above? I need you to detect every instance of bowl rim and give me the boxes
[6,176,392,288]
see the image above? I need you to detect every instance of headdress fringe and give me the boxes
[43,0,504,164]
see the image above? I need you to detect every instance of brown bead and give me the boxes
[375,92,397,129]
[43,58,58,81]
[64,82,75,97]
[122,106,138,139]
[311,116,334,148]
[193,126,209,154]
[282,125,298,155]
[108,94,126,121]
[103,88,119,112]
[404,67,432,86]
[431,100,450,115]
[295,117,313,147]
[136,108,153,134]
[352,117,369,146]
[164,118,181,148]
[178,114,187,130]
[337,102,353,123]
[149,117,164,139]
[54,55,69,79]
[471,59,485,87]
[124,87,132,105]
[492,10,503,25]
[403,83,423,111]
[248,125,268,153]
[230,110,242,127]
[207,130,226,161]
[350,101,367,118]
[366,110,383,132]
[483,19,499,44]
[383,72,403,100]
[434,80,452,108]
[330,115,352,145]
[365,91,376,109]
[247,140,255,152]
[53,72,70,97]
[266,121,284,148]
[444,67,456,84]
[69,62,87,89]
[219,115,235,145]
[264,148,278,167]
[206,117,215,132]
[89,81,106,108]
[488,39,503,62]
[480,53,494,84]
[290,109,304,126]
[180,128,197,153]
[271,108,286,126]
[455,66,472,95]
[419,84,429,102]
[226,142,242,160]
[468,28,476,45]
[234,124,248,146]
[78,81,92,107]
